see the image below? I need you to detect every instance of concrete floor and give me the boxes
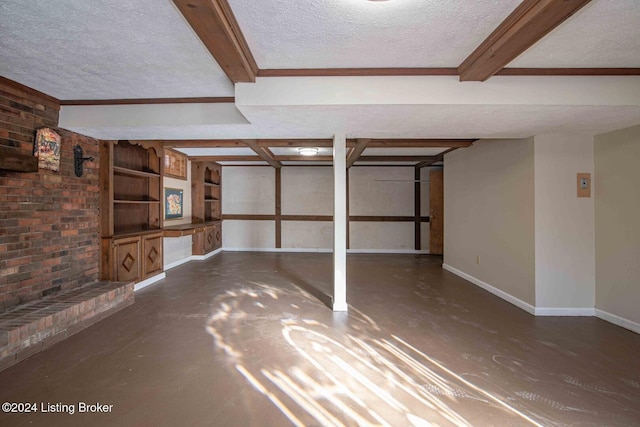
[0,253,639,426]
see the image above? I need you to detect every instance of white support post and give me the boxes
[333,133,348,312]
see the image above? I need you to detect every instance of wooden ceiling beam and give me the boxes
[257,139,333,147]
[186,155,263,162]
[60,97,234,106]
[243,140,283,168]
[416,148,459,168]
[347,139,370,168]
[152,140,247,148]
[274,156,333,162]
[258,68,458,77]
[357,156,438,162]
[458,0,592,82]
[172,0,258,83]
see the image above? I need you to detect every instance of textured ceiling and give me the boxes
[2,0,640,148]
[0,0,233,99]
[227,0,522,68]
[510,0,640,67]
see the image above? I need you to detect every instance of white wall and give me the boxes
[164,235,192,268]
[222,167,274,249]
[282,167,333,215]
[220,165,427,251]
[350,222,414,251]
[223,220,275,249]
[222,167,275,215]
[163,161,193,268]
[349,167,413,216]
[444,138,536,306]
[534,134,595,311]
[349,167,416,250]
[281,167,334,250]
[594,124,640,329]
[282,221,332,249]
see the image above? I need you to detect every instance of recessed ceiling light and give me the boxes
[298,147,319,156]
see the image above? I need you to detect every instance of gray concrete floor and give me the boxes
[0,253,639,426]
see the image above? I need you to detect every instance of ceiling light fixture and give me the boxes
[298,147,319,156]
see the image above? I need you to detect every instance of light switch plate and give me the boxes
[577,173,591,198]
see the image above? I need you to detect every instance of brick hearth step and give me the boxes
[0,281,133,372]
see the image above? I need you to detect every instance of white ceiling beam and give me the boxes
[236,76,640,107]
[59,103,248,128]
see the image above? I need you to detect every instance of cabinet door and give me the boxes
[143,233,163,278]
[192,227,206,256]
[113,237,141,282]
[204,226,215,253]
[212,223,222,250]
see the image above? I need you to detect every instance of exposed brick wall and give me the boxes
[0,78,101,312]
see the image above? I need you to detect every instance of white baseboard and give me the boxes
[595,309,640,334]
[221,247,429,254]
[535,307,595,316]
[134,272,166,292]
[164,248,222,269]
[347,249,430,254]
[442,263,536,315]
[164,257,193,271]
[192,248,223,261]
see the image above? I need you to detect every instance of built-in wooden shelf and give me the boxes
[101,140,164,283]
[113,166,161,178]
[163,221,221,238]
[191,161,222,254]
[113,200,161,204]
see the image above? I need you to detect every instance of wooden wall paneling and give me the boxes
[275,168,282,248]
[346,168,350,249]
[191,162,205,223]
[414,166,421,250]
[429,169,444,255]
[100,141,114,238]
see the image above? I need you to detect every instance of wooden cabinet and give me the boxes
[109,236,141,283]
[100,140,164,282]
[192,161,221,223]
[192,223,222,256]
[191,161,222,256]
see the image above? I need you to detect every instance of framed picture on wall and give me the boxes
[164,149,187,180]
[164,187,183,220]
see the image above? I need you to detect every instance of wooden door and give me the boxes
[429,169,444,255]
